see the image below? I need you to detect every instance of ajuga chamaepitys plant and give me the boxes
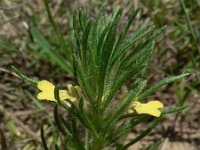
[12,7,192,150]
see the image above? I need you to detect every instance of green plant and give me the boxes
[169,0,200,110]
[12,7,192,150]
[29,0,74,75]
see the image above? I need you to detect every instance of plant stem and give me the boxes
[91,112,105,150]
[179,0,200,54]
[91,137,104,150]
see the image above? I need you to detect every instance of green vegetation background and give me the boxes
[0,0,200,149]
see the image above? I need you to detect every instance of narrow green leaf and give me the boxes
[26,91,58,146]
[42,0,71,58]
[111,9,140,59]
[78,98,99,138]
[137,73,189,101]
[71,115,84,150]
[11,66,38,85]
[60,116,72,133]
[54,85,62,105]
[96,9,123,104]
[40,125,49,150]
[110,24,155,66]
[103,80,147,132]
[120,118,161,150]
[161,103,193,114]
[122,43,153,69]
[92,6,105,47]
[73,53,96,108]
[82,21,93,67]
[54,105,68,136]
[78,8,88,31]
[103,65,145,110]
[100,8,122,64]
[96,22,111,59]
[124,8,140,36]
[72,11,81,50]
[55,83,97,137]
[121,25,164,66]
[108,116,150,143]
[30,26,73,75]
[144,139,163,150]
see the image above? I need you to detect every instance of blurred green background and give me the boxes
[0,0,200,149]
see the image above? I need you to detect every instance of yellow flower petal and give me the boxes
[131,101,164,117]
[59,90,72,100]
[146,101,164,109]
[37,80,55,101]
[37,91,55,101]
[37,80,80,102]
[37,80,55,91]
[67,84,73,94]
[67,84,81,99]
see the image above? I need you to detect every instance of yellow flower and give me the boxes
[130,100,164,117]
[37,80,80,102]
